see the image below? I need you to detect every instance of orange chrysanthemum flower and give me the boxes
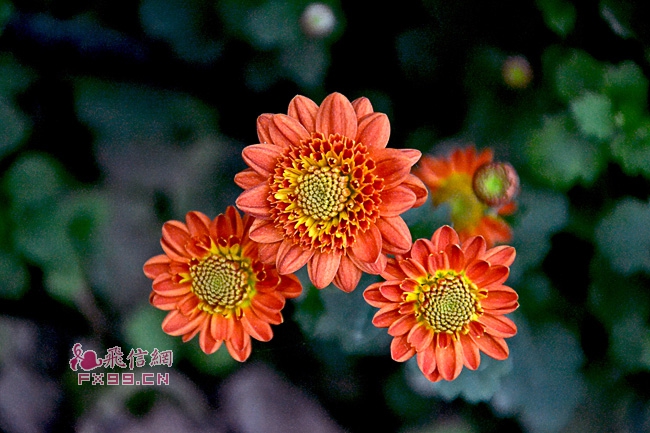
[414,146,518,247]
[143,207,302,361]
[235,92,428,292]
[363,225,518,382]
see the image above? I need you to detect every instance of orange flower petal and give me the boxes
[348,248,387,275]
[258,241,282,264]
[143,254,171,279]
[459,333,480,370]
[234,168,266,189]
[249,218,284,243]
[235,183,272,219]
[374,148,414,190]
[445,244,465,272]
[150,293,190,310]
[308,251,342,289]
[426,251,449,274]
[381,257,405,280]
[257,113,273,144]
[161,310,204,337]
[357,112,390,150]
[462,235,487,264]
[199,319,221,354]
[287,95,318,132]
[242,143,283,177]
[376,216,412,255]
[402,174,429,208]
[278,273,303,299]
[416,344,437,375]
[390,335,416,362]
[363,283,390,308]
[162,221,191,257]
[225,337,252,362]
[241,310,274,342]
[351,96,373,118]
[398,258,427,279]
[388,313,418,337]
[229,319,247,351]
[471,332,509,360]
[408,322,434,353]
[152,274,191,297]
[252,291,285,312]
[478,216,513,246]
[471,264,509,288]
[481,245,516,267]
[378,185,416,217]
[182,323,202,342]
[465,259,489,282]
[482,286,519,310]
[430,225,460,252]
[378,282,405,302]
[269,113,310,148]
[185,211,211,238]
[479,314,517,338]
[435,335,463,381]
[410,238,435,264]
[315,92,357,139]
[333,254,363,293]
[350,224,382,264]
[276,240,314,274]
[210,314,229,341]
[372,304,401,328]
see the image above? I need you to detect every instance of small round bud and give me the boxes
[502,55,533,89]
[300,3,336,39]
[472,162,520,207]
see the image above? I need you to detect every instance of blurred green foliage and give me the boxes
[1,0,650,432]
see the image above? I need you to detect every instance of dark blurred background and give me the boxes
[1,0,650,432]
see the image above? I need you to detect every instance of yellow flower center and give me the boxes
[189,247,254,315]
[295,167,350,220]
[411,270,484,334]
[269,132,383,253]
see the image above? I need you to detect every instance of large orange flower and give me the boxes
[235,92,427,292]
[363,225,518,382]
[414,146,518,247]
[143,207,302,361]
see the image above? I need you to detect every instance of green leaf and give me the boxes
[510,187,569,282]
[491,320,585,433]
[609,121,650,178]
[123,306,181,357]
[0,250,28,299]
[3,152,65,209]
[295,274,390,356]
[609,313,650,371]
[603,61,649,133]
[0,96,29,159]
[548,48,605,104]
[526,114,605,190]
[595,197,650,275]
[569,92,614,140]
[139,0,222,63]
[536,0,576,37]
[588,257,649,328]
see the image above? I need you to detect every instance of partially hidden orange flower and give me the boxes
[235,92,428,293]
[414,146,518,247]
[143,206,302,361]
[363,225,518,382]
